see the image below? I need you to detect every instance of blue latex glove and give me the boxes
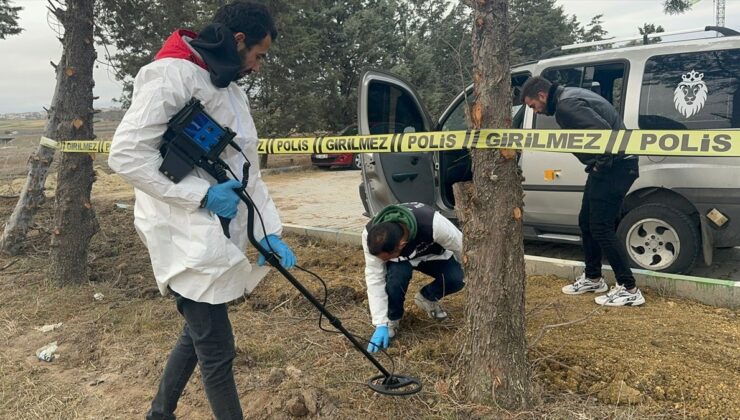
[257,234,296,269]
[367,326,390,353]
[204,180,242,219]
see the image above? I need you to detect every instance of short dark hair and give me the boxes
[520,76,552,103]
[367,222,404,256]
[213,1,278,48]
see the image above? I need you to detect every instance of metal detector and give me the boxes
[159,98,421,396]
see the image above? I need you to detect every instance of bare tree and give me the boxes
[454,0,535,409]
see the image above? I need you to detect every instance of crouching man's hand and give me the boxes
[367,325,390,353]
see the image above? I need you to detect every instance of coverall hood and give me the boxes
[154,29,208,70]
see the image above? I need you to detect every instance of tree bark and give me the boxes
[47,0,99,285]
[455,0,535,410]
[0,142,56,255]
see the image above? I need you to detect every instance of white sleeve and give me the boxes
[362,228,389,326]
[432,212,463,262]
[108,62,209,211]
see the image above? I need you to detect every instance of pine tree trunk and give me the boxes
[47,0,100,285]
[454,0,535,409]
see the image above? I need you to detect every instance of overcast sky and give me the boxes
[0,0,738,113]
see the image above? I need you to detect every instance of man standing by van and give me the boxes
[363,202,465,352]
[520,76,645,307]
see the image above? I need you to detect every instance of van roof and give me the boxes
[511,26,739,70]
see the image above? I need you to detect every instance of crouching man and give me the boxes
[363,202,465,352]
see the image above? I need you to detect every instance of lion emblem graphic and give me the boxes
[673,70,708,118]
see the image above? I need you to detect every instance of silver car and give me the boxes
[358,27,740,274]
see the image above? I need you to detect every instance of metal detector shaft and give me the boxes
[235,190,393,378]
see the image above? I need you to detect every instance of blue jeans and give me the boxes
[579,161,639,290]
[147,293,243,420]
[385,257,465,321]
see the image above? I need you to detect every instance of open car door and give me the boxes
[358,70,436,216]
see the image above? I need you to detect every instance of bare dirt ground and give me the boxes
[0,120,739,419]
[1,192,738,419]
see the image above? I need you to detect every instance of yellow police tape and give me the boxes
[42,129,740,157]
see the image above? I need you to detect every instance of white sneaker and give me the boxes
[388,320,400,338]
[595,285,645,306]
[414,292,448,320]
[562,273,608,295]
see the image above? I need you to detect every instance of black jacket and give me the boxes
[547,84,635,172]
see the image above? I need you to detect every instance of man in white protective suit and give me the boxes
[108,2,295,419]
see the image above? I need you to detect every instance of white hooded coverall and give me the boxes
[108,57,282,304]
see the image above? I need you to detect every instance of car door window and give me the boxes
[639,48,740,129]
[536,62,627,128]
[368,81,425,134]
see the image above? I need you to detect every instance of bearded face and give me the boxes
[673,80,708,119]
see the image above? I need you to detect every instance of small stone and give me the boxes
[93,293,104,301]
[36,341,58,362]
[35,322,63,332]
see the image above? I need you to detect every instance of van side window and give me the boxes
[440,72,531,131]
[536,62,627,129]
[640,49,740,129]
[367,81,425,134]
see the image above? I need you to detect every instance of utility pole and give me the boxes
[714,0,725,27]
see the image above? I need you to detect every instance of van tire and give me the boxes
[617,203,700,274]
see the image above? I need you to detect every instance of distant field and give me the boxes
[0,119,120,193]
[0,119,120,138]
[0,119,47,132]
[0,119,309,196]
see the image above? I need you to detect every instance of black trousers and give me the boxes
[579,160,639,290]
[385,257,465,321]
[147,293,243,420]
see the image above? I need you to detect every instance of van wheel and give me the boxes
[617,203,700,274]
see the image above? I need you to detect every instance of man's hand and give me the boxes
[367,325,390,353]
[257,234,296,269]
[592,155,614,173]
[203,179,242,219]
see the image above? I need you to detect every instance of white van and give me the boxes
[358,26,740,274]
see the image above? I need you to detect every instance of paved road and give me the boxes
[264,168,367,231]
[264,168,740,281]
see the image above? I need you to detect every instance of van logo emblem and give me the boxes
[673,70,708,118]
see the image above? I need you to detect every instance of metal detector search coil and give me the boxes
[159,98,237,183]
